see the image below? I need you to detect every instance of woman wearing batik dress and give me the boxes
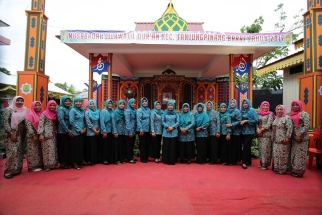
[25,101,43,172]
[38,100,59,172]
[290,100,310,178]
[57,96,73,169]
[125,98,137,164]
[178,103,195,164]
[194,103,210,164]
[85,100,100,166]
[256,101,274,170]
[240,99,259,169]
[150,101,163,163]
[272,105,293,175]
[136,97,151,163]
[100,99,114,165]
[219,103,232,165]
[69,97,86,170]
[112,100,126,164]
[226,99,242,163]
[162,100,179,165]
[206,101,221,164]
[3,96,28,179]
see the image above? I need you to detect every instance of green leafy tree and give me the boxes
[54,82,76,94]
[236,4,303,90]
[0,67,11,75]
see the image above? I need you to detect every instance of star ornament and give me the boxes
[318,85,322,96]
[20,83,33,95]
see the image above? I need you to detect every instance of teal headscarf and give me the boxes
[72,97,84,113]
[127,98,137,116]
[206,101,214,114]
[104,99,113,123]
[114,100,126,122]
[219,103,230,121]
[195,103,209,127]
[87,100,100,120]
[240,99,258,121]
[180,103,190,126]
[241,99,252,114]
[140,97,151,114]
[164,100,177,115]
[60,95,72,109]
[153,101,163,115]
[227,99,238,114]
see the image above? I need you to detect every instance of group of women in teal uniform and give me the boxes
[2,95,310,179]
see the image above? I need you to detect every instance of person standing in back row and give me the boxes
[137,97,151,163]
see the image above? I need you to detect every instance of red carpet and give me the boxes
[0,158,321,215]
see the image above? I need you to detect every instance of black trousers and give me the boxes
[84,136,98,164]
[242,134,253,165]
[196,137,207,163]
[57,133,72,165]
[151,134,162,159]
[139,132,150,161]
[235,135,242,162]
[162,137,177,164]
[229,135,238,164]
[220,135,229,163]
[113,135,126,163]
[126,135,136,161]
[208,135,220,163]
[71,134,84,164]
[179,141,195,161]
[101,132,113,162]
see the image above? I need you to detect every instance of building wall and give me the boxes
[283,68,304,113]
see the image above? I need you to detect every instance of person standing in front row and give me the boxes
[240,99,258,169]
[85,100,100,166]
[69,97,86,170]
[150,101,163,163]
[272,105,293,175]
[256,101,274,170]
[3,96,28,179]
[206,101,220,165]
[136,97,151,163]
[125,98,137,164]
[25,101,43,172]
[38,100,59,172]
[112,100,126,164]
[100,99,114,165]
[194,103,209,164]
[226,99,242,164]
[57,96,73,169]
[178,103,195,164]
[219,103,232,165]
[162,101,179,165]
[290,100,310,178]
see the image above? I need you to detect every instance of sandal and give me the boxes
[242,164,247,169]
[129,160,136,164]
[155,159,159,163]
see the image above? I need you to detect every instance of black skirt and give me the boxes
[84,136,98,164]
[101,133,113,162]
[57,133,72,165]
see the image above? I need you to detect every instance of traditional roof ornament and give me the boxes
[153,0,188,31]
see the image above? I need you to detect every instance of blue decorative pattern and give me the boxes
[318,35,322,46]
[306,17,310,29]
[318,14,322,25]
[306,38,310,48]
[304,88,309,105]
[29,56,34,67]
[319,56,322,68]
[34,1,37,8]
[307,58,311,69]
[40,60,44,69]
[40,86,44,102]
[41,41,44,49]
[31,18,36,28]
[30,37,35,48]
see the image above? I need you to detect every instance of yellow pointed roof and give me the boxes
[153,1,188,31]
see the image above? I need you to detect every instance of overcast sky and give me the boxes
[0,0,306,91]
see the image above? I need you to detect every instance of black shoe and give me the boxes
[129,160,136,164]
[242,164,247,169]
[180,160,185,163]
[291,172,303,178]
[209,162,214,165]
[141,160,147,163]
[187,160,191,165]
[4,173,13,179]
